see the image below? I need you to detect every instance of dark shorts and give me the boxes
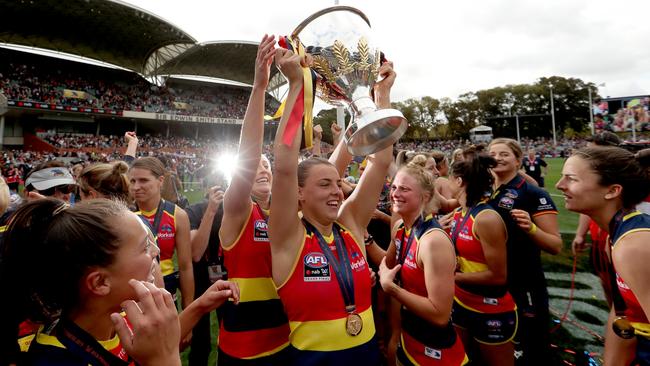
[452,301,518,345]
[636,336,650,366]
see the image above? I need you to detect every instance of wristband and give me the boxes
[528,223,538,235]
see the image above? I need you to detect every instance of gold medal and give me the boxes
[612,316,636,339]
[346,313,363,336]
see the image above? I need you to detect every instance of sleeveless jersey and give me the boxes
[610,210,650,338]
[218,202,290,359]
[396,216,467,366]
[136,200,177,276]
[27,323,133,365]
[450,203,515,313]
[277,221,376,363]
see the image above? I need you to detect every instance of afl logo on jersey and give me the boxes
[253,219,269,242]
[303,252,331,282]
[304,252,328,268]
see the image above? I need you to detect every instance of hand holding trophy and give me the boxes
[279,6,408,155]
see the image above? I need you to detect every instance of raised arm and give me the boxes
[190,188,223,262]
[268,48,306,284]
[124,131,138,161]
[338,62,396,235]
[220,35,276,244]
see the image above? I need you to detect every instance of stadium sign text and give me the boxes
[122,111,242,125]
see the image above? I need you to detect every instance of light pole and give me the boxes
[588,82,605,135]
[549,84,557,147]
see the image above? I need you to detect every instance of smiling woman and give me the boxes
[268,48,395,365]
[556,146,650,365]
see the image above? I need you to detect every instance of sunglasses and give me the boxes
[40,184,76,196]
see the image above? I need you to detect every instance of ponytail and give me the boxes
[451,153,497,206]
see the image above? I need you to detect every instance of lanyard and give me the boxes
[57,318,132,366]
[397,217,422,266]
[450,205,477,246]
[608,209,633,316]
[303,219,356,312]
[150,200,165,237]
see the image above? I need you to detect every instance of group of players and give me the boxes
[0,35,650,366]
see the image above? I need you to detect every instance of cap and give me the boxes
[25,167,76,191]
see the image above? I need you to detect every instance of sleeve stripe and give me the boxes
[532,210,558,217]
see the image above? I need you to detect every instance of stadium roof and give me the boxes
[146,41,280,85]
[0,0,285,87]
[0,0,196,73]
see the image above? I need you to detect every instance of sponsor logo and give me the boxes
[505,189,518,199]
[254,220,268,230]
[424,347,442,360]
[253,219,269,242]
[304,252,328,268]
[304,251,331,282]
[486,319,502,328]
[539,198,547,205]
[50,168,67,177]
[483,297,499,306]
[498,197,514,210]
[350,257,367,271]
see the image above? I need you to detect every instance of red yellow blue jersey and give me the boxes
[276,221,378,364]
[450,203,515,313]
[610,210,650,338]
[395,216,468,366]
[136,200,177,276]
[218,202,290,359]
[26,319,134,365]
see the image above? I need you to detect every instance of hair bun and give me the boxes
[635,148,650,169]
[112,161,129,175]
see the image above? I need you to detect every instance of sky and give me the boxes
[123,0,649,103]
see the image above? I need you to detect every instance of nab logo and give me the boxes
[254,220,268,231]
[304,252,328,268]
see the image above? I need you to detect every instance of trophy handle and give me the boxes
[290,6,371,40]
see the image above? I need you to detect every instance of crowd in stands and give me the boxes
[593,97,650,132]
[0,60,279,119]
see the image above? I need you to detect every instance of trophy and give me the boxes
[289,6,408,155]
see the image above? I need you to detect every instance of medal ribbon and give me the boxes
[275,36,314,149]
[303,219,356,312]
[450,205,479,246]
[396,216,422,266]
[57,318,132,366]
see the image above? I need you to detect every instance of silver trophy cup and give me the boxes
[290,6,408,155]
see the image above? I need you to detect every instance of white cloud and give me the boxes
[126,0,650,101]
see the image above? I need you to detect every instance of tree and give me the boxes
[440,93,482,138]
[394,97,443,140]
